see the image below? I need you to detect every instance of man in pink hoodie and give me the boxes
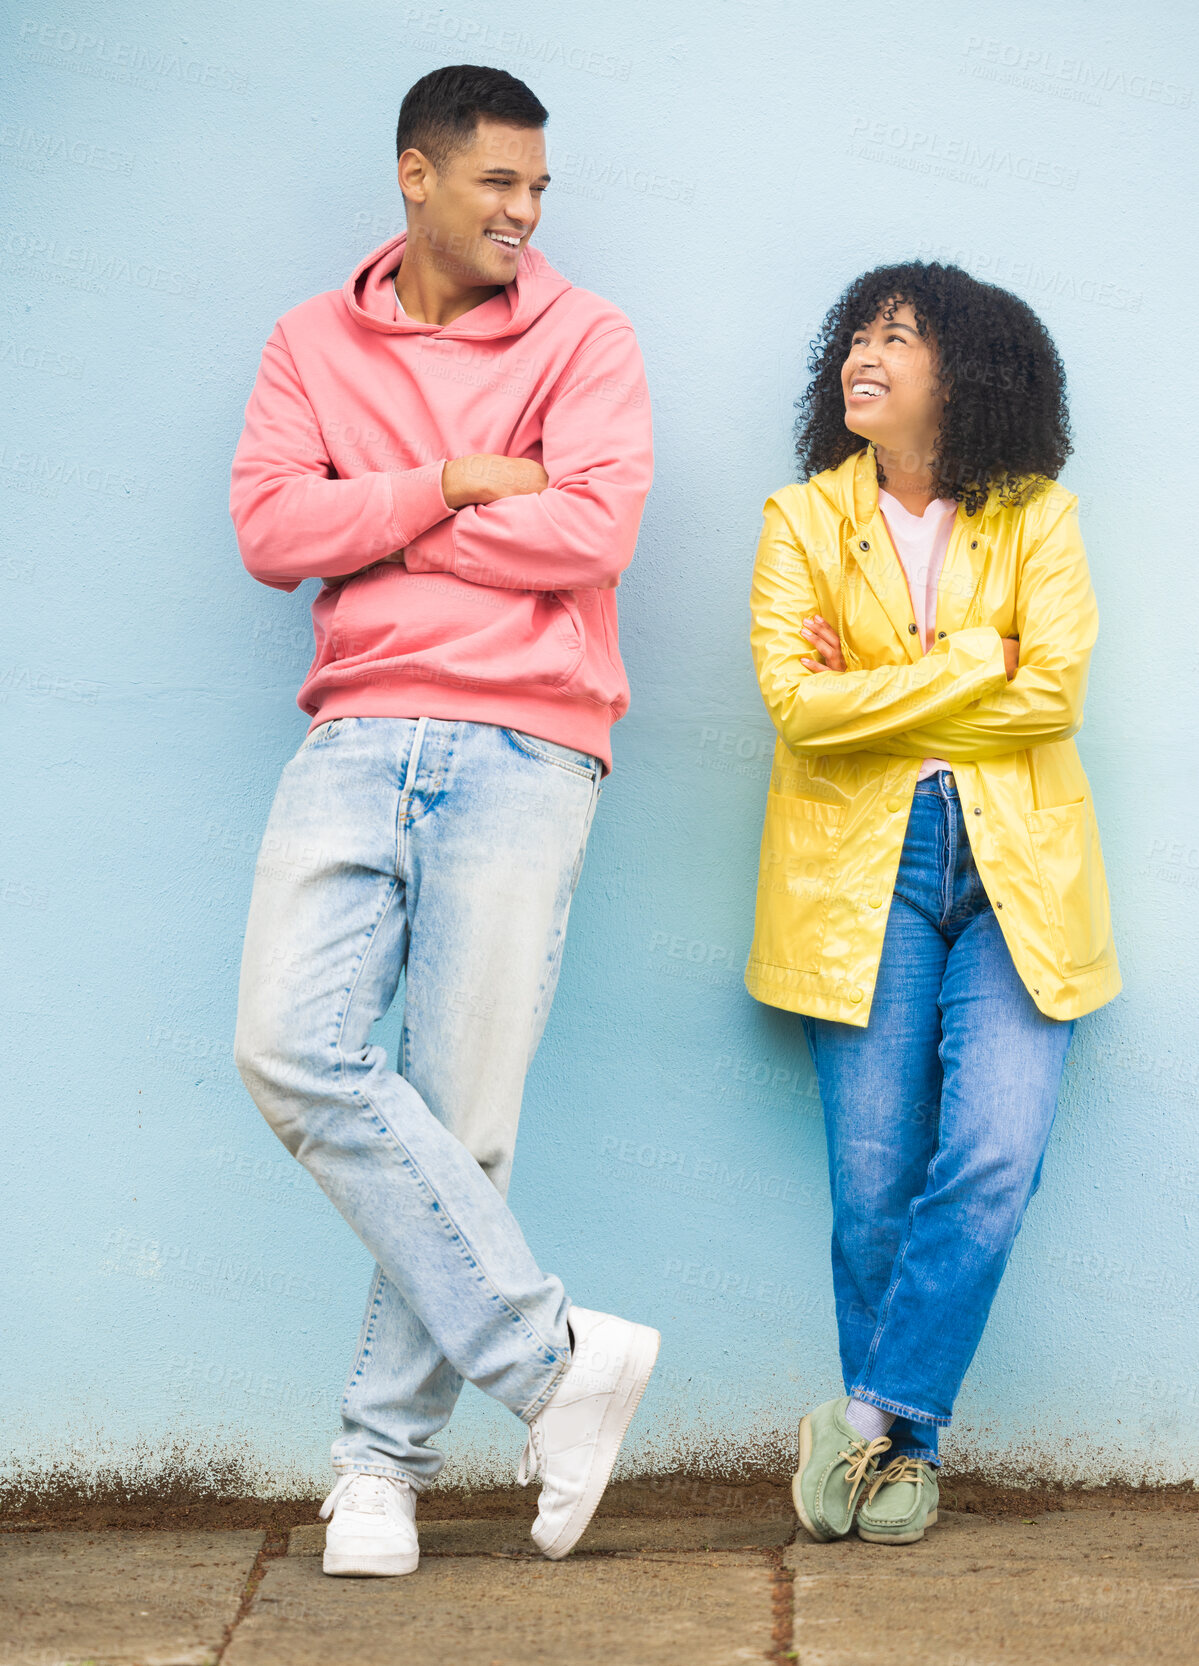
[230,65,657,1577]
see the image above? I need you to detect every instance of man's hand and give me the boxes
[799,616,846,673]
[319,454,550,586]
[442,454,549,509]
[1002,637,1019,681]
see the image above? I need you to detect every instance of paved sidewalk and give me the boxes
[2,1503,1196,1664]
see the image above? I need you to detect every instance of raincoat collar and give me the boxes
[812,447,999,663]
[813,445,1010,531]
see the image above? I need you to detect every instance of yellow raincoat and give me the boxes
[746,445,1120,1027]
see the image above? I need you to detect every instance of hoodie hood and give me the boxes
[342,231,573,340]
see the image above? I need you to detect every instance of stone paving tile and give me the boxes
[290,1510,793,1557]
[224,1551,776,1666]
[786,1509,1199,1665]
[0,1529,264,1666]
[785,1508,1199,1576]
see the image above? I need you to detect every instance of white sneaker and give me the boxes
[320,1472,419,1576]
[517,1304,660,1560]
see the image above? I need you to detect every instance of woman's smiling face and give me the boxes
[840,299,946,453]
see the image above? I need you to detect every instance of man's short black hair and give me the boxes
[396,64,548,170]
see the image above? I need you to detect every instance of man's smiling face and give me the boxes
[399,118,549,287]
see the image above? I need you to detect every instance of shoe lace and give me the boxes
[866,1456,926,1502]
[319,1472,410,1520]
[516,1421,545,1488]
[837,1435,892,1513]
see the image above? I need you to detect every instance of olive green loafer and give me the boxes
[792,1396,892,1543]
[855,1456,939,1544]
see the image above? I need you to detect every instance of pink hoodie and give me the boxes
[230,233,653,770]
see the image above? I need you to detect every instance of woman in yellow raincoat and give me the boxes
[748,262,1120,1547]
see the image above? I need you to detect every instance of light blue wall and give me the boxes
[3,0,1196,1497]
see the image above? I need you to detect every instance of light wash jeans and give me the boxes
[234,716,602,1488]
[799,770,1075,1466]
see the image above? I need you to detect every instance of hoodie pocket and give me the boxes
[319,565,586,694]
[553,589,629,709]
[1025,796,1112,973]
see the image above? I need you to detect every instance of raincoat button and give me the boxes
[996,900,1003,908]
[908,622,919,633]
[971,540,979,550]
[973,806,982,815]
[937,631,947,639]
[868,896,882,908]
[859,539,870,551]
[886,797,902,813]
[850,988,863,1003]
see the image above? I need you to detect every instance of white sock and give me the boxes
[845,1398,895,1442]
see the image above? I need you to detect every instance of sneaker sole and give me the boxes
[323,1545,419,1577]
[857,1508,938,1545]
[535,1322,660,1561]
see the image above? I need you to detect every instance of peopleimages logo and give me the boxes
[849,118,1078,190]
[397,7,632,81]
[0,119,134,174]
[913,243,1144,315]
[962,35,1192,109]
[17,18,249,93]
[1,230,191,294]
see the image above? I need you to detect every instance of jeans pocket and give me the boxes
[503,727,599,780]
[295,717,348,757]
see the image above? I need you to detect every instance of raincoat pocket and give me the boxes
[752,791,847,974]
[1025,797,1112,974]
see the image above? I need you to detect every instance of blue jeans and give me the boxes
[800,770,1074,1465]
[234,717,602,1488]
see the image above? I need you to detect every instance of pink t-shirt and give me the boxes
[877,489,957,781]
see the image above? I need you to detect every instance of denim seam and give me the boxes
[331,893,569,1390]
[430,725,450,804]
[295,717,347,758]
[938,789,954,928]
[340,1264,387,1417]
[889,886,941,933]
[331,1460,430,1494]
[517,1349,574,1422]
[860,1184,922,1385]
[400,716,448,823]
[529,775,601,1043]
[339,1092,569,1392]
[888,1445,942,1467]
[343,1098,569,1388]
[338,1096,569,1390]
[503,726,598,781]
[848,1385,951,1428]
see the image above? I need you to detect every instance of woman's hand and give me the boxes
[799,620,1018,679]
[800,615,846,673]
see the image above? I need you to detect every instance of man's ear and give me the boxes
[397,148,434,207]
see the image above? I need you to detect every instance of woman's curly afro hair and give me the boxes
[795,261,1072,514]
